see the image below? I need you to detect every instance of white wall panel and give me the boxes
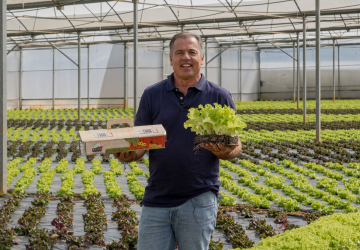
[199,67,220,85]
[89,68,124,98]
[54,69,88,98]
[260,68,294,93]
[241,93,259,102]
[242,70,259,94]
[163,51,172,77]
[242,51,259,70]
[7,51,20,72]
[207,67,220,86]
[7,72,19,99]
[206,46,220,68]
[6,42,262,108]
[127,43,163,68]
[260,46,360,70]
[23,49,53,71]
[339,66,360,87]
[222,69,239,93]
[128,68,163,98]
[55,47,88,70]
[90,44,124,69]
[222,49,239,69]
[340,46,360,66]
[22,71,53,99]
[261,48,294,69]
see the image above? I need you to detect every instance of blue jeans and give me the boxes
[137,191,219,250]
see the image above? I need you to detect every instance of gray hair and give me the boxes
[169,32,204,56]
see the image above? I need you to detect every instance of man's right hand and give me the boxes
[113,150,147,163]
[113,151,136,162]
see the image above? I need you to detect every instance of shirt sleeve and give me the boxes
[134,89,153,126]
[222,91,237,114]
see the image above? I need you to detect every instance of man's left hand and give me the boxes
[200,139,242,160]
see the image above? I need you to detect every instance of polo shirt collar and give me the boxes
[166,73,207,92]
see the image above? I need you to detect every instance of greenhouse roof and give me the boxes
[6,0,360,49]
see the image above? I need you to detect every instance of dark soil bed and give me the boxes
[195,135,239,146]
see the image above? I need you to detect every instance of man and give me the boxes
[114,32,242,250]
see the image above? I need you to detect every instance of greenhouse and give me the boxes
[1,0,360,249]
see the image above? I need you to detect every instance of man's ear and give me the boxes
[201,54,204,66]
[170,55,173,66]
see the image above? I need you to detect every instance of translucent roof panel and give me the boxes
[6,0,360,49]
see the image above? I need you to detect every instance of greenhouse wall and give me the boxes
[260,45,360,100]
[6,42,260,110]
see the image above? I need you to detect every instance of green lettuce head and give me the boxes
[184,103,247,136]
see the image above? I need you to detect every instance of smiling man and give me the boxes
[114,32,242,250]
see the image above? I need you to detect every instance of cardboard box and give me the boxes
[78,118,167,155]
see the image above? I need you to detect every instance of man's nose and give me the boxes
[181,52,190,59]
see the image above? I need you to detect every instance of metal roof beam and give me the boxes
[13,40,360,50]
[14,33,360,48]
[267,40,297,60]
[8,0,110,10]
[293,0,302,16]
[7,11,360,37]
[163,0,180,24]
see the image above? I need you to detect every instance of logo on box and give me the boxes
[92,143,103,152]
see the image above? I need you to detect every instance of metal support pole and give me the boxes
[297,32,300,109]
[50,42,78,66]
[303,18,307,123]
[124,42,128,108]
[338,45,340,99]
[315,0,321,143]
[293,42,296,102]
[162,40,166,80]
[258,48,261,100]
[239,45,242,102]
[19,49,23,109]
[78,33,81,121]
[52,48,55,109]
[133,0,138,113]
[0,0,7,194]
[205,38,208,78]
[333,40,335,102]
[87,44,90,109]
[219,45,222,87]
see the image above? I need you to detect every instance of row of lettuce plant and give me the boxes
[13,158,37,193]
[238,159,356,214]
[7,157,23,185]
[8,108,134,121]
[0,192,26,248]
[239,113,360,123]
[17,191,58,249]
[125,163,145,200]
[81,170,98,198]
[220,161,302,212]
[106,195,139,249]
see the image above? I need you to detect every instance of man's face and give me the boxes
[170,36,204,81]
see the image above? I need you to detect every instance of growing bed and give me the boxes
[2,101,360,249]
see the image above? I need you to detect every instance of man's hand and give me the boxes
[113,151,136,162]
[200,138,242,160]
[113,150,147,163]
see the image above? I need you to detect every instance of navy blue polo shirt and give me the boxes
[135,73,236,207]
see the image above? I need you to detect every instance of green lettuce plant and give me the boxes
[184,103,246,136]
